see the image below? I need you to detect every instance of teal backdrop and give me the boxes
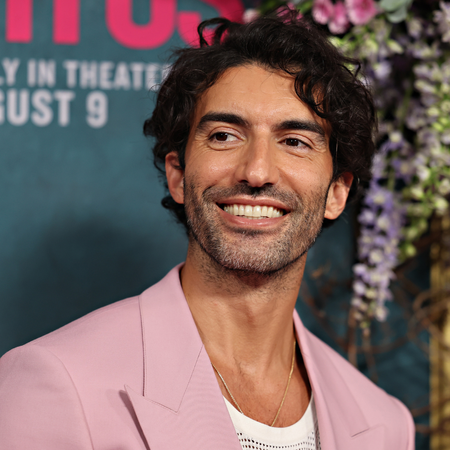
[0,1,429,448]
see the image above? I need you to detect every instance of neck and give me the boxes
[180,240,306,373]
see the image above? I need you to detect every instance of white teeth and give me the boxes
[252,205,261,217]
[223,204,284,218]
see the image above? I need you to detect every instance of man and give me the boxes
[0,12,414,450]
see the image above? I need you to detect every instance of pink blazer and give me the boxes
[0,265,415,450]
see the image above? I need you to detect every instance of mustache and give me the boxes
[202,183,301,209]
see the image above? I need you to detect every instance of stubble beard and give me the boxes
[184,180,330,276]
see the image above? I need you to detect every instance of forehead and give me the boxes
[192,64,328,132]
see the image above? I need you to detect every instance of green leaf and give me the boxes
[379,0,409,12]
[298,0,313,14]
[386,4,409,23]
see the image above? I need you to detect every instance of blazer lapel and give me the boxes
[125,265,241,450]
[294,312,384,450]
[125,265,383,450]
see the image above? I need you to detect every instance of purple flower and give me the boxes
[353,264,368,277]
[353,280,367,295]
[407,18,423,39]
[434,1,450,42]
[358,209,376,225]
[352,148,405,323]
[373,61,392,81]
[365,185,394,209]
[406,102,428,131]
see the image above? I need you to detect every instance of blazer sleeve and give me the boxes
[0,345,94,450]
[392,396,416,450]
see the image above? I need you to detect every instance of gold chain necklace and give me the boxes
[211,339,296,427]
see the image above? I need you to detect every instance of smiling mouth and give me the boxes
[220,204,285,219]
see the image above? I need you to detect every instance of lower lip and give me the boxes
[217,206,286,228]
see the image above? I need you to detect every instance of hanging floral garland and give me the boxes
[244,0,450,328]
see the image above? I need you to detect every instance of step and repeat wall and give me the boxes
[0,0,245,353]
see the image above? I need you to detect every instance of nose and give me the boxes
[235,138,280,187]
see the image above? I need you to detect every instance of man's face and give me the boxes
[166,64,350,274]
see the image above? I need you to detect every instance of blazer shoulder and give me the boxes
[0,344,94,449]
[30,294,141,350]
[25,264,185,355]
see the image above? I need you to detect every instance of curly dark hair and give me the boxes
[144,11,377,229]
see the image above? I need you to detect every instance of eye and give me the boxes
[284,138,308,148]
[210,132,238,142]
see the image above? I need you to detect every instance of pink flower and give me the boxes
[276,3,303,21]
[346,0,378,25]
[329,1,350,33]
[243,9,260,24]
[312,0,335,25]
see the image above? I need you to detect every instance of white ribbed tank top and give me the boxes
[224,394,321,450]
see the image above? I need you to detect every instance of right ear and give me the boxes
[165,152,184,204]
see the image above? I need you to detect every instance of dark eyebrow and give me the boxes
[274,120,326,138]
[196,114,327,145]
[196,112,250,132]
[274,119,328,149]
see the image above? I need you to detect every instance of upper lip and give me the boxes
[217,197,291,212]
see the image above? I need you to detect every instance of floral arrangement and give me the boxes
[244,0,450,328]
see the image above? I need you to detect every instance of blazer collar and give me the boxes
[138,263,202,410]
[126,265,381,450]
[294,312,382,448]
[126,264,241,450]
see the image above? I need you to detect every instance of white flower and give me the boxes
[427,106,440,117]
[389,131,403,143]
[441,83,450,94]
[400,161,413,175]
[365,288,377,299]
[410,185,425,199]
[438,178,450,195]
[351,297,364,308]
[407,18,422,38]
[430,63,443,82]
[441,63,450,82]
[373,61,391,80]
[434,197,449,213]
[375,305,388,321]
[353,280,367,295]
[441,130,450,145]
[369,249,384,264]
[416,165,431,181]
[369,271,383,283]
[243,9,260,23]
[415,79,436,95]
[434,2,450,42]
[361,234,375,245]
[387,39,403,54]
[414,63,431,78]
[376,215,390,231]
[373,191,387,204]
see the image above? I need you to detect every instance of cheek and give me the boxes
[186,151,238,188]
[281,156,332,193]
